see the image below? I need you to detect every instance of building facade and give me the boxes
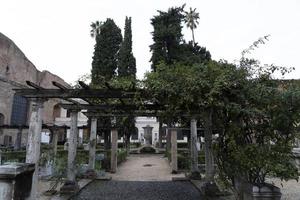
[0,32,70,147]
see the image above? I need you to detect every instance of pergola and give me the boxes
[14,80,201,195]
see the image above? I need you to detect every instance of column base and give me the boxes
[187,171,202,180]
[60,180,79,194]
[84,169,98,179]
[200,181,221,197]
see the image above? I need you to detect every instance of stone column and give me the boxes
[166,129,171,152]
[26,98,45,200]
[52,129,58,157]
[14,126,22,150]
[110,129,118,173]
[170,129,178,173]
[204,110,214,181]
[88,118,97,170]
[158,121,163,148]
[61,109,79,193]
[190,118,199,174]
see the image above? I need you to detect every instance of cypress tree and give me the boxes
[117,17,136,78]
[91,18,122,85]
[90,18,122,154]
[117,17,137,153]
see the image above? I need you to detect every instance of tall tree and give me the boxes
[150,5,209,71]
[117,17,136,78]
[91,18,122,85]
[117,17,137,153]
[90,21,102,39]
[90,18,122,156]
[184,7,200,46]
[150,6,185,71]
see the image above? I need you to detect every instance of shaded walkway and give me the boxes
[71,180,203,200]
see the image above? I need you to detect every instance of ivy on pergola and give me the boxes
[14,80,204,119]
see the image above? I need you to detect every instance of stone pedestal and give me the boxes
[234,177,281,200]
[110,129,118,173]
[292,148,300,172]
[0,163,35,200]
[143,125,153,145]
[170,129,178,173]
[60,180,79,194]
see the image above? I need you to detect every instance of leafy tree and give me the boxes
[214,59,300,196]
[184,7,200,45]
[179,41,211,65]
[90,18,122,152]
[91,18,122,85]
[117,17,136,78]
[150,6,185,71]
[150,5,210,71]
[90,21,102,39]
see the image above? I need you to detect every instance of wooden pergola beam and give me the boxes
[83,111,160,117]
[13,88,144,98]
[59,103,165,111]
[26,81,44,90]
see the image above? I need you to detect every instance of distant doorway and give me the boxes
[0,113,4,126]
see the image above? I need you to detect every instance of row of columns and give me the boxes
[165,117,214,179]
[25,99,119,197]
[25,99,213,197]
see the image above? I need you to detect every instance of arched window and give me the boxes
[10,95,28,126]
[0,113,4,126]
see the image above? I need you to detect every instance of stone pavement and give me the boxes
[71,180,203,200]
[38,179,93,200]
[268,177,300,200]
[109,154,185,181]
[71,154,203,200]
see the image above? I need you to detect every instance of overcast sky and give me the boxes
[0,0,299,84]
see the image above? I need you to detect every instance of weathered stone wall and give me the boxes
[0,32,70,125]
[0,32,70,146]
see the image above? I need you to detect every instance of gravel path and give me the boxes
[110,154,185,181]
[71,180,203,200]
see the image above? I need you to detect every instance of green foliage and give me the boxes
[91,18,122,85]
[184,7,200,45]
[90,21,102,39]
[150,6,185,71]
[150,5,210,71]
[214,59,300,184]
[117,17,136,78]
[145,52,300,186]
